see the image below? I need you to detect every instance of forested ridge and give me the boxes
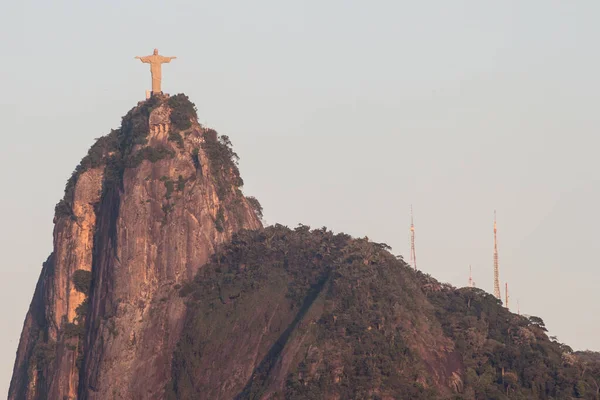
[166,224,600,399]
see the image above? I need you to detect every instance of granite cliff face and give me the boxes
[9,94,262,400]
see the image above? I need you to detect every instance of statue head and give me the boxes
[153,48,159,55]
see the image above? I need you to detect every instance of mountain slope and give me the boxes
[167,225,600,400]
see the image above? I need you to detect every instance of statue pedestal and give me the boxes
[150,91,170,99]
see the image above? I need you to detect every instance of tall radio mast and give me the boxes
[410,205,417,271]
[493,211,501,299]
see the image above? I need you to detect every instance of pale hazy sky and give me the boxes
[1,1,599,396]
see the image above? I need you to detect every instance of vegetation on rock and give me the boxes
[168,131,185,149]
[167,225,600,400]
[54,130,119,219]
[201,130,244,200]
[53,94,201,219]
[168,94,197,131]
[164,179,175,200]
[168,225,439,399]
[177,175,186,192]
[33,335,56,373]
[425,283,600,399]
[126,146,175,169]
[72,269,92,294]
[54,198,75,219]
[246,196,263,219]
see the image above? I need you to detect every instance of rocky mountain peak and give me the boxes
[9,94,262,400]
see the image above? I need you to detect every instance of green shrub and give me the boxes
[168,94,197,131]
[201,130,243,200]
[80,132,119,170]
[75,299,88,322]
[33,338,56,372]
[246,196,263,219]
[127,146,175,168]
[170,109,192,131]
[101,155,125,195]
[63,322,85,339]
[72,270,92,295]
[164,180,175,199]
[168,132,184,149]
[54,199,74,219]
[118,104,153,154]
[177,175,186,192]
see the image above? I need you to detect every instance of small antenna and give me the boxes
[505,282,509,310]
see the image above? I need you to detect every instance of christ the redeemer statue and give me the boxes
[135,49,177,94]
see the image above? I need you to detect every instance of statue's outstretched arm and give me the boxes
[135,56,151,63]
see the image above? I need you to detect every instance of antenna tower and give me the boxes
[493,211,501,299]
[468,265,474,287]
[505,282,509,310]
[410,205,417,271]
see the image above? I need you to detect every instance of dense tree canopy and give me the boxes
[167,225,600,399]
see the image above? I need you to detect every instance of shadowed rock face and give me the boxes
[9,94,262,400]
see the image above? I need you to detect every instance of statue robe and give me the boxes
[138,55,174,93]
